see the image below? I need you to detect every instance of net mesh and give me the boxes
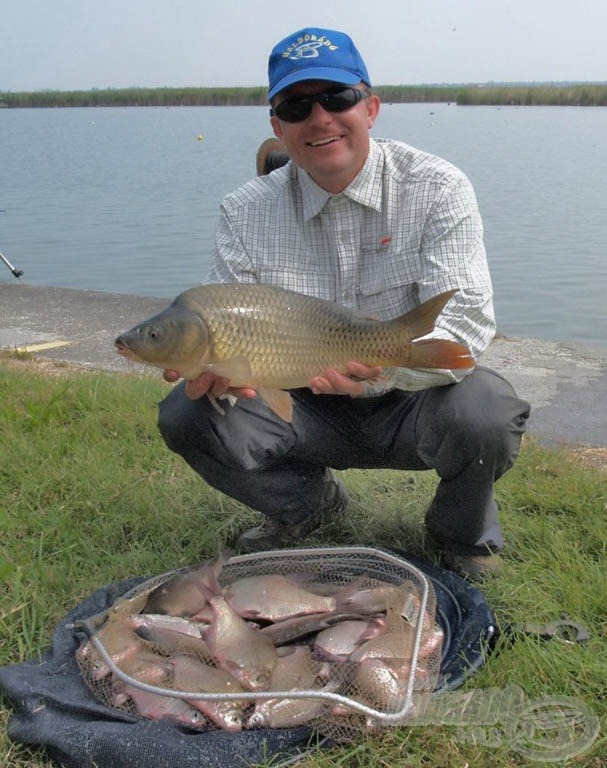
[75,547,442,743]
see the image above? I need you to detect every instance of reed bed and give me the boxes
[2,83,606,109]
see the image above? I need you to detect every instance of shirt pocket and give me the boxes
[257,265,336,300]
[357,245,421,318]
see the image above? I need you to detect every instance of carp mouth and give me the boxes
[115,339,135,360]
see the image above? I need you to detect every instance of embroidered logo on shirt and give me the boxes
[380,236,392,247]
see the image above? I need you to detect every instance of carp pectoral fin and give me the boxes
[206,394,226,416]
[204,356,253,382]
[258,388,293,423]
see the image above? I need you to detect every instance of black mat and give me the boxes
[0,554,495,767]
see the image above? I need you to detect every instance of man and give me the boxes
[159,27,530,578]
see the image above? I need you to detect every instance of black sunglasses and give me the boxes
[271,87,370,123]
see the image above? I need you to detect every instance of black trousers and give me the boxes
[158,367,530,555]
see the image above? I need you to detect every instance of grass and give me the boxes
[0,353,605,767]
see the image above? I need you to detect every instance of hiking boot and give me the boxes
[426,529,503,580]
[236,476,349,554]
[439,549,503,580]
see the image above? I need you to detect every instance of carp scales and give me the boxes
[115,283,474,422]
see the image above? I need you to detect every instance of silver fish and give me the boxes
[336,579,419,617]
[314,618,384,662]
[259,611,360,646]
[346,600,417,709]
[247,645,335,729]
[351,657,411,711]
[201,595,277,691]
[118,649,173,685]
[246,677,340,730]
[115,284,474,422]
[350,597,415,663]
[78,621,143,681]
[260,613,333,646]
[171,654,244,732]
[123,684,207,729]
[134,621,212,661]
[269,645,320,691]
[246,695,328,729]
[143,557,224,619]
[131,613,208,637]
[223,574,337,622]
[418,619,445,662]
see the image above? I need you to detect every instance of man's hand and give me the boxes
[310,361,383,396]
[162,370,257,401]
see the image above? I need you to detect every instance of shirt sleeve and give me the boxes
[359,172,494,395]
[207,200,258,284]
[358,366,470,396]
[418,173,495,356]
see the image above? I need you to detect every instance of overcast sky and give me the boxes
[2,0,605,92]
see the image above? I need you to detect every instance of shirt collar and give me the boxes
[297,139,384,221]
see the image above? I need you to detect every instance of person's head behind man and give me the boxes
[267,28,380,193]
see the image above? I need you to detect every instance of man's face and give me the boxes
[270,80,380,194]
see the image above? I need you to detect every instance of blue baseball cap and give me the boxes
[268,28,371,100]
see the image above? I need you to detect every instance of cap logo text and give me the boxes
[282,34,338,60]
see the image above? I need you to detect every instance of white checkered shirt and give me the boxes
[209,138,495,392]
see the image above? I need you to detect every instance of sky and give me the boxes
[2,0,606,92]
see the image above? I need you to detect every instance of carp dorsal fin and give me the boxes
[258,388,294,423]
[395,289,458,339]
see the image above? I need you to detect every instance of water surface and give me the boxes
[1,103,606,344]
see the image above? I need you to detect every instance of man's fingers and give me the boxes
[163,369,181,383]
[184,374,214,399]
[345,362,383,380]
[310,369,365,396]
[310,363,383,395]
[162,368,257,402]
[229,387,257,399]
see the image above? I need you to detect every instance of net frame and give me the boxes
[76,546,440,736]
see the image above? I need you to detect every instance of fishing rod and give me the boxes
[0,250,24,278]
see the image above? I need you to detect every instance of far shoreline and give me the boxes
[1,82,607,109]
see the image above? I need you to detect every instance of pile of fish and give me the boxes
[76,554,443,736]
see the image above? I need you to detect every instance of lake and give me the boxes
[1,103,606,345]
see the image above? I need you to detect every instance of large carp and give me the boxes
[115,283,474,422]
